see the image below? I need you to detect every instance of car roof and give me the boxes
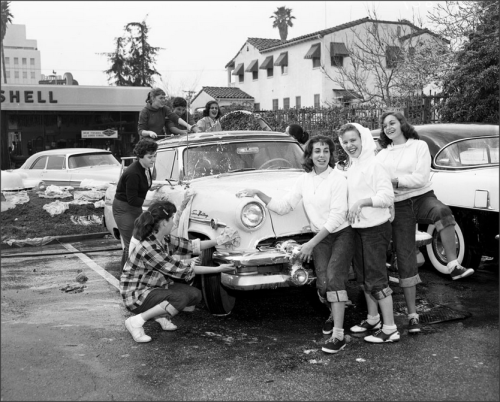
[371,123,499,156]
[29,148,112,156]
[156,131,295,147]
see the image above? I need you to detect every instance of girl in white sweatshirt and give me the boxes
[376,111,474,334]
[239,135,354,355]
[338,123,399,343]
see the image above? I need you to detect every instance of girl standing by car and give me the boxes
[238,135,354,354]
[376,111,474,334]
[196,101,222,132]
[113,138,157,269]
[138,88,193,139]
[338,123,398,343]
[121,201,235,343]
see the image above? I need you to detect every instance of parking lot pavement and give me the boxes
[1,239,498,400]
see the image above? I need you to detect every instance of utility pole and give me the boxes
[183,90,196,112]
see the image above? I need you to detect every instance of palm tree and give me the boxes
[1,1,14,84]
[270,6,295,41]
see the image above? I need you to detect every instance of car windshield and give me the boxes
[435,137,499,168]
[68,153,119,169]
[183,141,304,179]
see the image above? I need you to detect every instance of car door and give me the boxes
[42,155,70,186]
[25,155,48,184]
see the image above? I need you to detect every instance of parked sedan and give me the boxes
[12,148,121,188]
[372,123,499,273]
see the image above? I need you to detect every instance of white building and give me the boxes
[1,24,42,85]
[225,17,445,110]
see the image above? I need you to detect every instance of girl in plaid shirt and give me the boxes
[121,201,234,343]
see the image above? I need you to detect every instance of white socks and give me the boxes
[333,327,344,341]
[367,314,380,325]
[130,314,146,327]
[447,259,459,273]
[408,313,419,320]
[382,324,397,335]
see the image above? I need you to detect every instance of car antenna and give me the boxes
[183,90,192,187]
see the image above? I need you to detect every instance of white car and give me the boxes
[372,123,499,274]
[11,148,121,188]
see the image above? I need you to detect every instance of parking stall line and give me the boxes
[61,243,120,290]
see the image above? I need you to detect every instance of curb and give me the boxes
[0,232,113,251]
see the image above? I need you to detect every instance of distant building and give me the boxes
[39,72,79,85]
[225,18,447,109]
[190,86,254,113]
[1,24,42,85]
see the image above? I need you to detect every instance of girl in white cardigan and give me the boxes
[338,123,398,343]
[238,135,354,354]
[376,111,474,334]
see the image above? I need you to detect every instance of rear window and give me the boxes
[46,155,66,170]
[435,137,499,168]
[68,153,119,169]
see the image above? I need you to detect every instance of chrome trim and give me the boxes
[240,201,266,230]
[213,249,290,267]
[189,216,227,228]
[220,271,316,291]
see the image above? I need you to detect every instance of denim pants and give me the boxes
[312,226,354,303]
[113,197,143,269]
[353,221,393,300]
[393,190,455,287]
[131,282,202,315]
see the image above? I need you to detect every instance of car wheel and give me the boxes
[199,247,236,316]
[423,220,482,274]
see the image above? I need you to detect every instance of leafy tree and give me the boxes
[270,6,295,41]
[99,17,162,86]
[436,1,499,123]
[1,1,14,84]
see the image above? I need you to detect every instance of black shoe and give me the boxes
[364,329,400,343]
[408,317,421,334]
[450,264,474,280]
[350,319,382,333]
[322,337,346,354]
[322,315,334,335]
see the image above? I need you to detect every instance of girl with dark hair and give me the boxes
[196,101,222,132]
[286,124,310,145]
[113,138,158,269]
[237,135,354,354]
[338,123,398,343]
[121,201,235,343]
[138,88,193,139]
[376,111,474,334]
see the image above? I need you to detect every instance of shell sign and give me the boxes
[81,129,118,138]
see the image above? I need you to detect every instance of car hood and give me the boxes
[153,170,311,250]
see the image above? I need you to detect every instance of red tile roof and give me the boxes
[191,87,254,104]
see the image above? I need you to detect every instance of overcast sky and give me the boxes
[9,1,440,94]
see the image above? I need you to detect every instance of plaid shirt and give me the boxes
[120,234,199,311]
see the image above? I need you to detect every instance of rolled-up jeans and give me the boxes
[113,197,142,269]
[312,226,354,304]
[393,190,455,287]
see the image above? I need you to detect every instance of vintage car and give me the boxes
[371,123,499,274]
[104,130,317,315]
[11,148,121,188]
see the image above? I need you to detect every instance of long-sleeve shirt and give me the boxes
[196,117,222,132]
[166,112,195,135]
[114,160,151,207]
[344,123,394,228]
[120,234,200,311]
[137,105,180,137]
[376,138,432,202]
[267,166,349,234]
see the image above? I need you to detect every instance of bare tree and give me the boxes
[320,12,451,106]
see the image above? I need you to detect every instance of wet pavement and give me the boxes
[1,237,498,400]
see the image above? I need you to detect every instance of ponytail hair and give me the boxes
[287,124,309,145]
[132,201,177,241]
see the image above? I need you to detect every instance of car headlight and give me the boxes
[241,202,265,229]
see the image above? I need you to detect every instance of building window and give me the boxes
[22,58,27,65]
[22,71,27,79]
[272,99,279,110]
[5,57,9,65]
[281,65,288,75]
[30,71,35,79]
[254,103,260,111]
[267,67,273,77]
[295,96,301,109]
[252,71,258,80]
[14,71,19,78]
[30,58,35,66]
[14,57,18,65]
[283,98,290,110]
[239,74,244,83]
[331,56,344,67]
[312,58,321,68]
[314,94,320,108]
[5,71,10,78]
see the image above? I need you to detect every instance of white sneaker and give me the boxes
[154,317,178,331]
[125,317,152,343]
